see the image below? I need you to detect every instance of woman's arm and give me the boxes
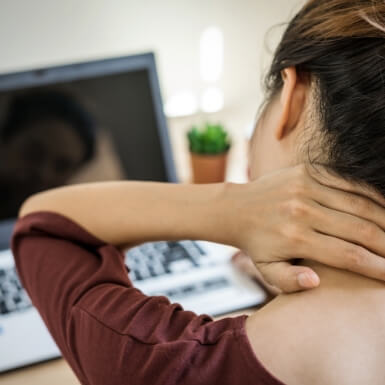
[20,181,233,249]
[19,164,385,292]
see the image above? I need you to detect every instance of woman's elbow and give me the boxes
[18,189,59,218]
[19,193,43,218]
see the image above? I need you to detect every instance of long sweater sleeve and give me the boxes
[12,211,284,385]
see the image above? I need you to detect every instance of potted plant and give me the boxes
[187,122,231,183]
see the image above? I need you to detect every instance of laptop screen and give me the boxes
[0,53,176,222]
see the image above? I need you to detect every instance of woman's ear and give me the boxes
[275,67,307,140]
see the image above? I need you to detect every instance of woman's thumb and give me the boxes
[257,262,320,293]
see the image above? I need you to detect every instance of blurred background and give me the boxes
[0,0,303,182]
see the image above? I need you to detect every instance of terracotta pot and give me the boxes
[190,152,228,184]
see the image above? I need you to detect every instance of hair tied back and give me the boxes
[297,0,385,39]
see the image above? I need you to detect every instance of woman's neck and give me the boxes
[274,260,385,320]
[303,260,385,299]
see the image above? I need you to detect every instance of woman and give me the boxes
[13,0,385,384]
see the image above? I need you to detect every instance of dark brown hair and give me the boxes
[265,0,385,194]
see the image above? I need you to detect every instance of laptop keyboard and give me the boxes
[125,240,209,281]
[125,241,232,301]
[0,266,32,315]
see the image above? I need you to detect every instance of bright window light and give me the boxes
[200,87,224,113]
[165,91,198,118]
[200,26,224,83]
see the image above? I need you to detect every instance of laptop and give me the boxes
[0,53,266,373]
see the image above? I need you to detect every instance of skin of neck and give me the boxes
[255,259,385,322]
[300,259,385,300]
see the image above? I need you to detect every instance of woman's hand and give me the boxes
[224,164,385,293]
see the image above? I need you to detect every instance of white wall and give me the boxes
[0,0,303,111]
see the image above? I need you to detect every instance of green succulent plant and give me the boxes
[187,122,231,155]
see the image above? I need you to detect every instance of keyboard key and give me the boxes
[0,267,33,314]
[152,277,230,301]
[203,277,230,290]
[0,300,8,315]
[169,260,194,273]
[181,285,195,294]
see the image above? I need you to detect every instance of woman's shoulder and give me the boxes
[245,276,385,385]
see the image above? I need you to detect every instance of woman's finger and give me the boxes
[306,164,385,207]
[300,231,385,282]
[256,261,320,293]
[310,202,385,257]
[309,180,385,231]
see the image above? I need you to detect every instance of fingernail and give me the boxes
[297,272,320,288]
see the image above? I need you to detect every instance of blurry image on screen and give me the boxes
[0,69,169,220]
